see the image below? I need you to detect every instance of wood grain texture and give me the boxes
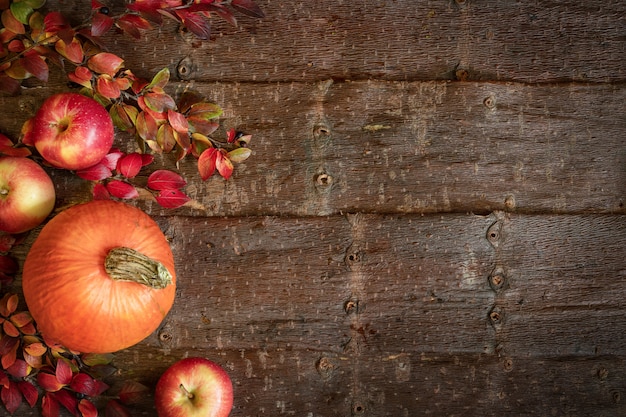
[10,212,624,416]
[92,0,626,84]
[2,81,623,216]
[1,0,625,416]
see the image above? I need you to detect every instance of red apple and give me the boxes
[22,92,114,170]
[155,357,234,417]
[0,156,55,234]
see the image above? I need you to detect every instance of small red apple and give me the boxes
[22,92,114,170]
[0,156,55,234]
[155,357,234,417]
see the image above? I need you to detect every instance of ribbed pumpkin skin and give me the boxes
[22,200,176,354]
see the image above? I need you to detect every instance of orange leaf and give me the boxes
[167,109,188,133]
[96,74,121,99]
[216,152,234,180]
[88,52,124,76]
[10,311,32,328]
[156,124,176,153]
[197,148,217,180]
[24,342,47,357]
[55,37,84,64]
[37,372,64,392]
[1,10,25,34]
[0,293,18,317]
[68,66,93,89]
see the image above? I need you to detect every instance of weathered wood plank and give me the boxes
[9,211,625,416]
[88,0,626,83]
[2,81,623,216]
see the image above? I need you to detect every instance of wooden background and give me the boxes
[2,0,626,416]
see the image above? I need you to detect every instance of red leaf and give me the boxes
[1,381,22,414]
[216,152,234,180]
[117,14,152,30]
[78,399,98,417]
[106,180,139,199]
[118,380,149,405]
[37,373,65,392]
[43,11,70,34]
[197,147,217,180]
[54,37,84,64]
[147,170,187,191]
[167,109,189,133]
[2,9,25,34]
[116,152,143,178]
[105,400,132,417]
[177,10,211,40]
[141,154,154,166]
[91,12,114,36]
[53,390,78,416]
[92,182,111,200]
[0,74,22,95]
[17,381,38,408]
[88,52,124,77]
[41,393,60,417]
[0,255,18,275]
[70,373,95,397]
[55,359,73,385]
[2,320,19,337]
[21,53,48,82]
[155,189,191,209]
[6,359,30,378]
[231,0,265,18]
[67,66,93,89]
[100,149,125,171]
[96,74,121,99]
[76,163,113,181]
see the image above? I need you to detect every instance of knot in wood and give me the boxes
[315,172,333,187]
[313,123,331,140]
[483,95,496,109]
[351,401,366,416]
[488,266,507,292]
[486,220,503,248]
[488,306,504,328]
[177,57,195,80]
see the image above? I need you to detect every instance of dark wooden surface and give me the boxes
[2,0,625,416]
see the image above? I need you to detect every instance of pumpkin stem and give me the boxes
[105,247,172,289]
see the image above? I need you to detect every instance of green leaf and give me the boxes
[145,67,170,91]
[228,147,252,163]
[23,0,47,9]
[10,2,33,24]
[81,353,115,367]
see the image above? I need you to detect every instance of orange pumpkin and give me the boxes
[22,200,176,353]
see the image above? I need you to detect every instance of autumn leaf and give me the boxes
[96,74,121,99]
[228,147,252,163]
[0,293,18,317]
[37,372,65,392]
[177,10,211,40]
[24,342,47,357]
[197,147,217,180]
[91,11,114,36]
[88,52,124,77]
[2,9,25,34]
[21,52,48,82]
[167,109,189,133]
[147,170,187,190]
[67,66,93,89]
[76,163,113,181]
[118,380,149,404]
[54,37,84,64]
[9,311,32,328]
[93,182,111,200]
[55,358,73,385]
[231,0,265,18]
[116,152,144,178]
[17,381,38,408]
[5,358,31,378]
[53,389,79,416]
[105,399,132,417]
[78,399,98,417]
[1,381,21,414]
[155,189,191,209]
[41,393,60,417]
[106,180,139,199]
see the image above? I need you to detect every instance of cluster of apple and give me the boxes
[0,92,234,416]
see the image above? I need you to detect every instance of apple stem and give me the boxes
[179,384,194,400]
